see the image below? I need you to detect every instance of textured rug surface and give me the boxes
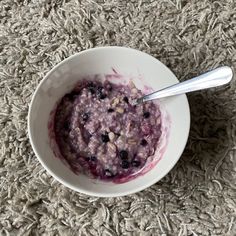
[0,0,236,235]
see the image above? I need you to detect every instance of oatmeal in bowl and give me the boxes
[28,47,190,197]
[50,78,162,183]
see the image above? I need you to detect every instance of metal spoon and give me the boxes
[134,66,233,105]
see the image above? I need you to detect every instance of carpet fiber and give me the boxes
[0,0,236,235]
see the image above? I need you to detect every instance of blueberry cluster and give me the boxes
[87,82,108,100]
[119,150,141,169]
[103,149,142,178]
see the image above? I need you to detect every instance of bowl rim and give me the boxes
[28,46,190,197]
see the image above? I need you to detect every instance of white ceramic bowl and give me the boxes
[28,47,190,197]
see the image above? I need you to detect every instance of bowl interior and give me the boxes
[28,47,190,197]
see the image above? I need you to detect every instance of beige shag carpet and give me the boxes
[0,0,236,235]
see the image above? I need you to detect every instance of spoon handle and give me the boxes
[136,66,233,104]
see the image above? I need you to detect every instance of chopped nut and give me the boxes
[108,132,115,141]
[116,107,124,113]
[129,80,136,88]
[131,88,138,94]
[128,138,137,145]
[111,98,119,107]
[107,142,116,152]
[74,127,80,133]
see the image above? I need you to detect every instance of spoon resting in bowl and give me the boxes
[134,66,233,105]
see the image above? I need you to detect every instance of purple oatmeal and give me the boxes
[52,79,162,181]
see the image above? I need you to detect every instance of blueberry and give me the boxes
[101,134,110,143]
[107,108,114,113]
[97,86,103,92]
[81,113,89,122]
[63,121,70,130]
[119,150,128,160]
[87,82,96,94]
[140,139,148,146]
[121,160,130,169]
[104,169,114,178]
[95,86,107,99]
[85,156,97,162]
[143,112,150,118]
[123,96,129,104]
[87,82,95,87]
[89,87,96,94]
[90,156,97,161]
[99,93,107,99]
[131,160,141,167]
[65,91,79,101]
